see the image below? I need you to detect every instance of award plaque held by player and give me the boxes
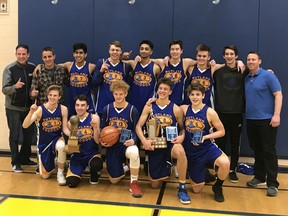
[120,128,132,143]
[166,126,178,141]
[192,130,203,143]
[66,115,80,153]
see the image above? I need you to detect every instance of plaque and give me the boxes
[192,130,203,143]
[119,128,131,143]
[166,126,178,141]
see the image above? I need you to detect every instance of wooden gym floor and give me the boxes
[0,155,287,216]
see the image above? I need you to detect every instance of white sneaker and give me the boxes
[57,172,66,186]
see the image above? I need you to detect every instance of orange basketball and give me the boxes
[100,126,120,146]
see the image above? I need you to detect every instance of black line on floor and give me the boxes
[152,181,167,216]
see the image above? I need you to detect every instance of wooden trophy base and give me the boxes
[65,139,80,153]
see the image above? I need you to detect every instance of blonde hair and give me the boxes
[110,80,130,93]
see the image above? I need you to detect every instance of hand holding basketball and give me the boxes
[100,126,120,147]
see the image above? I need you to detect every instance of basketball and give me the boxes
[100,126,120,146]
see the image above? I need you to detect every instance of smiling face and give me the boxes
[16,47,30,65]
[42,50,55,69]
[247,53,261,74]
[75,99,89,117]
[196,50,210,67]
[189,90,204,106]
[170,44,183,60]
[157,83,172,100]
[47,89,61,105]
[109,45,122,61]
[223,48,238,67]
[113,89,127,104]
[73,49,87,64]
[139,43,153,59]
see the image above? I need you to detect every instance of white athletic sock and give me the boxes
[131,175,138,183]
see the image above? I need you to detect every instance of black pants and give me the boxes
[216,113,243,171]
[5,108,35,166]
[247,119,279,188]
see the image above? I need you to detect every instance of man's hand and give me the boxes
[15,78,25,89]
[100,59,109,73]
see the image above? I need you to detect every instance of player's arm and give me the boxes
[91,59,108,88]
[205,108,225,141]
[150,58,165,71]
[91,113,101,144]
[183,58,197,71]
[135,105,154,151]
[32,64,43,77]
[30,76,39,99]
[58,61,73,71]
[23,101,42,128]
[271,90,282,127]
[172,105,185,144]
[153,63,162,79]
[122,59,137,70]
[61,105,70,137]
[88,63,96,75]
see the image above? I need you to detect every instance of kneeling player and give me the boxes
[23,85,70,185]
[101,80,142,198]
[66,94,103,188]
[181,82,230,202]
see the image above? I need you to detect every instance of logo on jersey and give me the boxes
[153,114,173,127]
[103,71,123,84]
[70,73,89,87]
[134,71,152,87]
[191,77,211,90]
[77,126,93,142]
[42,118,62,132]
[164,70,182,84]
[109,118,128,130]
[185,117,205,132]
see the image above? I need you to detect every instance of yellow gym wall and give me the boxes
[0,0,18,151]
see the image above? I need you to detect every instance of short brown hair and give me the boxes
[110,80,130,93]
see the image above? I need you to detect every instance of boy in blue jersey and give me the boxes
[136,78,191,204]
[93,41,131,117]
[23,85,70,185]
[66,94,103,188]
[124,40,161,113]
[100,80,142,198]
[181,82,230,202]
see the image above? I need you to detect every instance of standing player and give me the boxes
[101,80,142,198]
[66,94,103,188]
[181,82,230,202]
[186,44,214,107]
[23,85,70,185]
[155,40,197,105]
[136,78,191,204]
[212,45,245,183]
[93,41,131,117]
[125,40,161,113]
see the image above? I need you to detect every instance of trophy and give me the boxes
[144,109,167,149]
[66,115,80,153]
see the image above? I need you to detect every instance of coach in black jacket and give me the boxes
[2,44,36,172]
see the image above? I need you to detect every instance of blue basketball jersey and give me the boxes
[188,67,213,107]
[77,114,100,155]
[129,61,157,113]
[151,101,177,129]
[159,59,187,105]
[183,105,212,154]
[95,59,128,115]
[69,62,94,116]
[38,103,62,153]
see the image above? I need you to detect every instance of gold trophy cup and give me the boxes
[65,115,80,153]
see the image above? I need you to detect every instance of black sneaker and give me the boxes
[212,184,224,202]
[247,178,266,188]
[267,186,278,197]
[90,172,99,185]
[229,171,239,183]
[21,160,37,167]
[12,164,23,173]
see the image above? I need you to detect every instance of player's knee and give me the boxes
[56,140,65,151]
[173,145,186,159]
[192,185,203,194]
[66,176,81,188]
[89,157,103,172]
[125,145,139,160]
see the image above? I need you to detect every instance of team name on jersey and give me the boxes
[134,71,152,86]
[70,73,89,87]
[109,117,128,130]
[191,76,211,90]
[163,70,182,84]
[41,117,62,132]
[77,125,93,142]
[185,116,205,132]
[153,113,173,127]
[103,70,123,84]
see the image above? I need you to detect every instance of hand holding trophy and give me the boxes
[66,115,80,153]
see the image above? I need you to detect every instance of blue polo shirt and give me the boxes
[245,68,281,120]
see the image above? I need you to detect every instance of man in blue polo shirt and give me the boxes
[245,51,282,197]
